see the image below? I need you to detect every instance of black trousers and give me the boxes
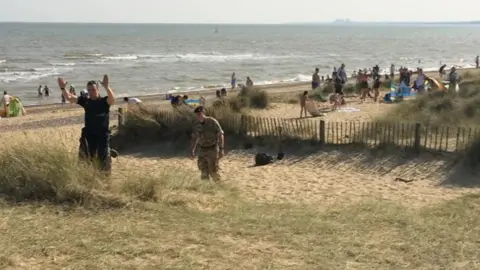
[79,128,112,174]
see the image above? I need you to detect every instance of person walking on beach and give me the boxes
[439,64,447,79]
[312,68,320,90]
[58,75,116,175]
[246,77,253,89]
[1,91,12,117]
[231,72,236,90]
[190,106,225,181]
[300,91,309,118]
[476,55,479,69]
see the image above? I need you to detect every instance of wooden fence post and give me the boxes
[118,107,124,128]
[240,114,247,137]
[414,123,421,155]
[319,120,326,145]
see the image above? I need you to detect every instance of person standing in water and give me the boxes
[37,85,43,97]
[231,72,236,90]
[44,85,50,97]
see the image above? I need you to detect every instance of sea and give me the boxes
[1,22,480,105]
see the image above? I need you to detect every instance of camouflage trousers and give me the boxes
[197,145,220,181]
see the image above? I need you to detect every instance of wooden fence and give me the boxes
[117,108,480,154]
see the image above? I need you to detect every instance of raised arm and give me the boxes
[100,74,115,105]
[57,77,78,103]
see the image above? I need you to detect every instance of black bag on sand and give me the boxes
[254,153,274,166]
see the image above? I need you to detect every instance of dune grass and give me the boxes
[2,113,480,268]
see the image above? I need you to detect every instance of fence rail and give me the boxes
[117,108,479,153]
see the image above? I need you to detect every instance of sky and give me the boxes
[0,0,478,24]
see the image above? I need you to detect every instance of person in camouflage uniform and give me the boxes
[190,106,225,181]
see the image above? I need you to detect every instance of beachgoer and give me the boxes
[80,89,88,98]
[246,77,253,88]
[414,69,426,94]
[336,63,347,94]
[448,67,460,91]
[181,95,189,106]
[476,56,479,69]
[69,85,76,96]
[44,85,50,97]
[358,70,370,102]
[321,76,325,82]
[231,72,236,90]
[1,91,12,117]
[330,92,343,111]
[190,106,225,181]
[312,68,320,90]
[372,65,380,80]
[439,64,447,78]
[300,91,308,118]
[372,76,381,102]
[390,64,395,79]
[220,88,227,96]
[124,97,142,104]
[171,95,180,107]
[61,93,66,105]
[58,75,116,176]
[37,85,43,97]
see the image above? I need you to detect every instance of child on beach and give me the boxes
[300,91,309,118]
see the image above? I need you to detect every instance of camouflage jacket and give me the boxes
[193,117,224,147]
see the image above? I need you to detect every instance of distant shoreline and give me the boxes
[0,21,479,25]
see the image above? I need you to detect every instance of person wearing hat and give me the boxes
[58,74,116,176]
[190,106,225,181]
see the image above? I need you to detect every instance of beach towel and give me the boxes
[390,82,416,98]
[305,100,323,117]
[338,107,360,112]
[184,99,201,106]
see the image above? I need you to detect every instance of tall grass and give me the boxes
[0,129,232,207]
[376,82,480,128]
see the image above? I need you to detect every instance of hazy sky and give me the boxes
[0,0,478,24]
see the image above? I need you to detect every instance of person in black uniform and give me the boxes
[57,75,116,175]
